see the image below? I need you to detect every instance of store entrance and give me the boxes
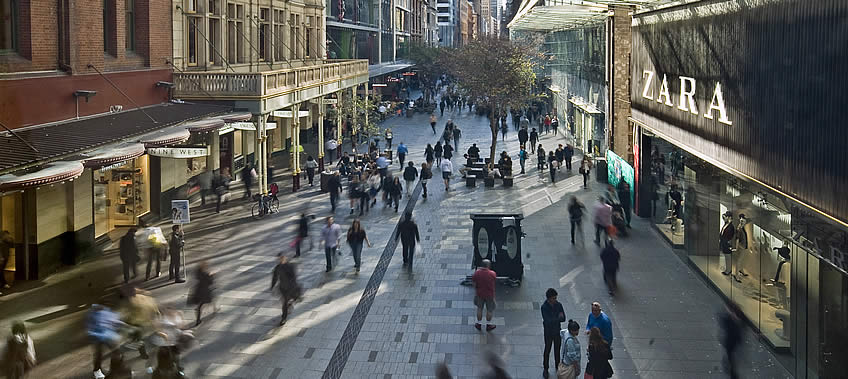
[93,157,150,238]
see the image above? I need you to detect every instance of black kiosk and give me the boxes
[464,213,525,287]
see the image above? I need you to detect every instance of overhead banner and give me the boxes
[147,147,209,159]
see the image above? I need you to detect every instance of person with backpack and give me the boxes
[3,322,36,379]
[271,255,303,325]
[403,161,419,196]
[420,162,433,199]
[346,219,372,273]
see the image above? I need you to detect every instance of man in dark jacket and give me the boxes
[541,288,566,375]
[327,172,342,212]
[396,212,420,269]
[617,180,632,227]
[564,144,574,170]
[119,228,138,284]
[295,213,310,257]
[168,225,185,283]
[271,255,302,325]
[529,128,539,154]
[600,239,621,296]
[518,128,529,150]
[242,163,254,199]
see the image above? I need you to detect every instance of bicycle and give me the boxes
[251,194,279,219]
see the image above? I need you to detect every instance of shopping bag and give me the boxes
[557,362,578,379]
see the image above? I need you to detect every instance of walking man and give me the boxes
[585,302,614,348]
[270,255,302,325]
[294,213,310,257]
[327,171,342,212]
[119,228,138,284]
[564,144,574,170]
[396,212,420,269]
[472,259,497,331]
[600,239,621,296]
[592,197,612,245]
[168,225,185,283]
[430,114,438,134]
[320,217,342,272]
[452,127,461,152]
[242,163,255,199]
[439,157,453,191]
[529,128,539,154]
[397,142,408,167]
[541,288,566,376]
[403,161,419,196]
[720,303,743,379]
[518,127,528,150]
[568,197,585,245]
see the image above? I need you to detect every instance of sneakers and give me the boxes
[475,323,482,331]
[93,369,105,379]
[486,324,496,331]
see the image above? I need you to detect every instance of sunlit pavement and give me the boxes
[0,104,789,378]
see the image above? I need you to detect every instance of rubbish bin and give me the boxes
[470,213,524,283]
[320,170,335,193]
[595,158,608,184]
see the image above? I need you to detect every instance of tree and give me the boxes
[409,42,448,104]
[442,36,539,165]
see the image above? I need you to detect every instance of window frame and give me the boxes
[0,0,16,53]
[125,0,135,51]
[186,15,201,66]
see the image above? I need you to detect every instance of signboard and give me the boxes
[171,200,190,224]
[148,147,209,159]
[230,122,256,131]
[606,150,634,206]
[273,110,310,118]
[322,98,338,104]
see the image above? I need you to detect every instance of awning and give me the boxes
[0,102,231,174]
[0,161,85,191]
[80,143,146,167]
[368,61,414,78]
[570,97,603,115]
[183,119,225,133]
[220,112,253,123]
[508,0,680,32]
[138,127,192,147]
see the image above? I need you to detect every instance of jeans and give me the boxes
[406,180,414,196]
[325,246,337,270]
[306,168,315,185]
[565,157,572,170]
[583,173,590,187]
[543,333,562,370]
[520,160,525,173]
[350,241,363,268]
[330,192,338,211]
[402,242,415,268]
[145,248,160,279]
[570,219,582,243]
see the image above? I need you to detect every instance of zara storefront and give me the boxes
[629,1,848,377]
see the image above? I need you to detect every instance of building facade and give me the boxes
[630,1,848,376]
[0,0,231,281]
[436,0,457,46]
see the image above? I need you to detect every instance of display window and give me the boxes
[93,156,150,238]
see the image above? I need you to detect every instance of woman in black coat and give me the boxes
[586,327,613,378]
[189,261,214,326]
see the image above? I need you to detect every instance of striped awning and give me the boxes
[0,161,85,191]
[80,143,146,167]
[138,127,191,147]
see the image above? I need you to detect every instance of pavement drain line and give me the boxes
[321,180,423,379]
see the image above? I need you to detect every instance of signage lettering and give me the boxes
[641,70,732,126]
[147,147,209,159]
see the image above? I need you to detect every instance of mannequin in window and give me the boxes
[770,239,791,285]
[732,214,751,281]
[720,211,736,275]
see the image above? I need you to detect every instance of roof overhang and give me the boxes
[508,0,680,32]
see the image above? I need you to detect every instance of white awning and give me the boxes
[508,0,682,32]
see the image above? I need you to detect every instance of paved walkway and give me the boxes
[0,103,790,378]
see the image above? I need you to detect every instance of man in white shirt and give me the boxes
[439,159,453,191]
[378,104,387,121]
[320,217,342,272]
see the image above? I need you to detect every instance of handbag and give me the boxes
[557,362,578,379]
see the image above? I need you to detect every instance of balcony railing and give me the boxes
[173,59,370,98]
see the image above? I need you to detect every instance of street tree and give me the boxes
[409,42,447,104]
[442,36,539,165]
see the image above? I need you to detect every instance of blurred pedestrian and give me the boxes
[585,302,613,348]
[600,239,621,296]
[388,177,403,212]
[439,158,453,191]
[564,144,574,170]
[197,170,212,206]
[320,217,342,272]
[103,350,132,379]
[151,346,179,379]
[420,162,432,199]
[119,228,139,284]
[483,351,511,379]
[501,121,508,140]
[149,308,188,376]
[472,259,497,332]
[537,145,546,171]
[328,172,342,212]
[305,156,318,186]
[549,152,558,183]
[2,321,36,379]
[443,143,454,161]
[346,219,372,273]
[617,180,632,227]
[720,303,743,379]
[518,147,528,174]
[435,362,453,379]
[0,231,11,295]
[555,145,564,170]
[568,197,585,245]
[557,320,581,379]
[396,212,420,269]
[293,213,311,258]
[88,303,124,379]
[271,256,303,325]
[188,262,214,326]
[403,161,418,196]
[452,127,461,152]
[121,287,159,361]
[242,163,255,199]
[139,224,166,281]
[425,144,435,167]
[397,142,408,167]
[579,157,592,188]
[430,114,438,134]
[541,288,566,376]
[592,197,612,245]
[586,327,613,379]
[168,225,185,283]
[213,167,231,213]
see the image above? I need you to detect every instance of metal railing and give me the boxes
[173,59,369,98]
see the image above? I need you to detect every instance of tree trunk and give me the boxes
[489,106,499,166]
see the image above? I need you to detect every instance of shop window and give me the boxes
[289,13,297,59]
[102,0,112,53]
[233,130,243,157]
[0,193,22,284]
[207,0,220,14]
[186,0,198,13]
[93,157,150,238]
[0,0,15,53]
[125,0,134,51]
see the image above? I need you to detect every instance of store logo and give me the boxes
[641,70,732,126]
[147,147,209,159]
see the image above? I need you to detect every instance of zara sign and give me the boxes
[640,70,732,126]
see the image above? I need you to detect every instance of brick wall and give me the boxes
[611,7,633,164]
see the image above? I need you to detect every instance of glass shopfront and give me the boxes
[0,192,23,283]
[638,131,848,377]
[93,156,150,238]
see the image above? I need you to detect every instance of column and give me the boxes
[291,105,301,191]
[337,91,343,159]
[257,114,268,195]
[609,6,633,163]
[318,98,326,171]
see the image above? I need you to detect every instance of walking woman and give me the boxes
[425,144,435,167]
[567,197,585,245]
[346,219,372,272]
[434,142,443,165]
[557,320,581,379]
[580,157,593,188]
[3,322,36,379]
[421,162,433,199]
[304,156,319,186]
[585,327,613,379]
[548,151,559,183]
[189,261,214,326]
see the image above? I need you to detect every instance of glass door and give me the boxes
[819,264,848,376]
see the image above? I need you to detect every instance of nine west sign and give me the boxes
[640,70,732,126]
[148,147,210,158]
